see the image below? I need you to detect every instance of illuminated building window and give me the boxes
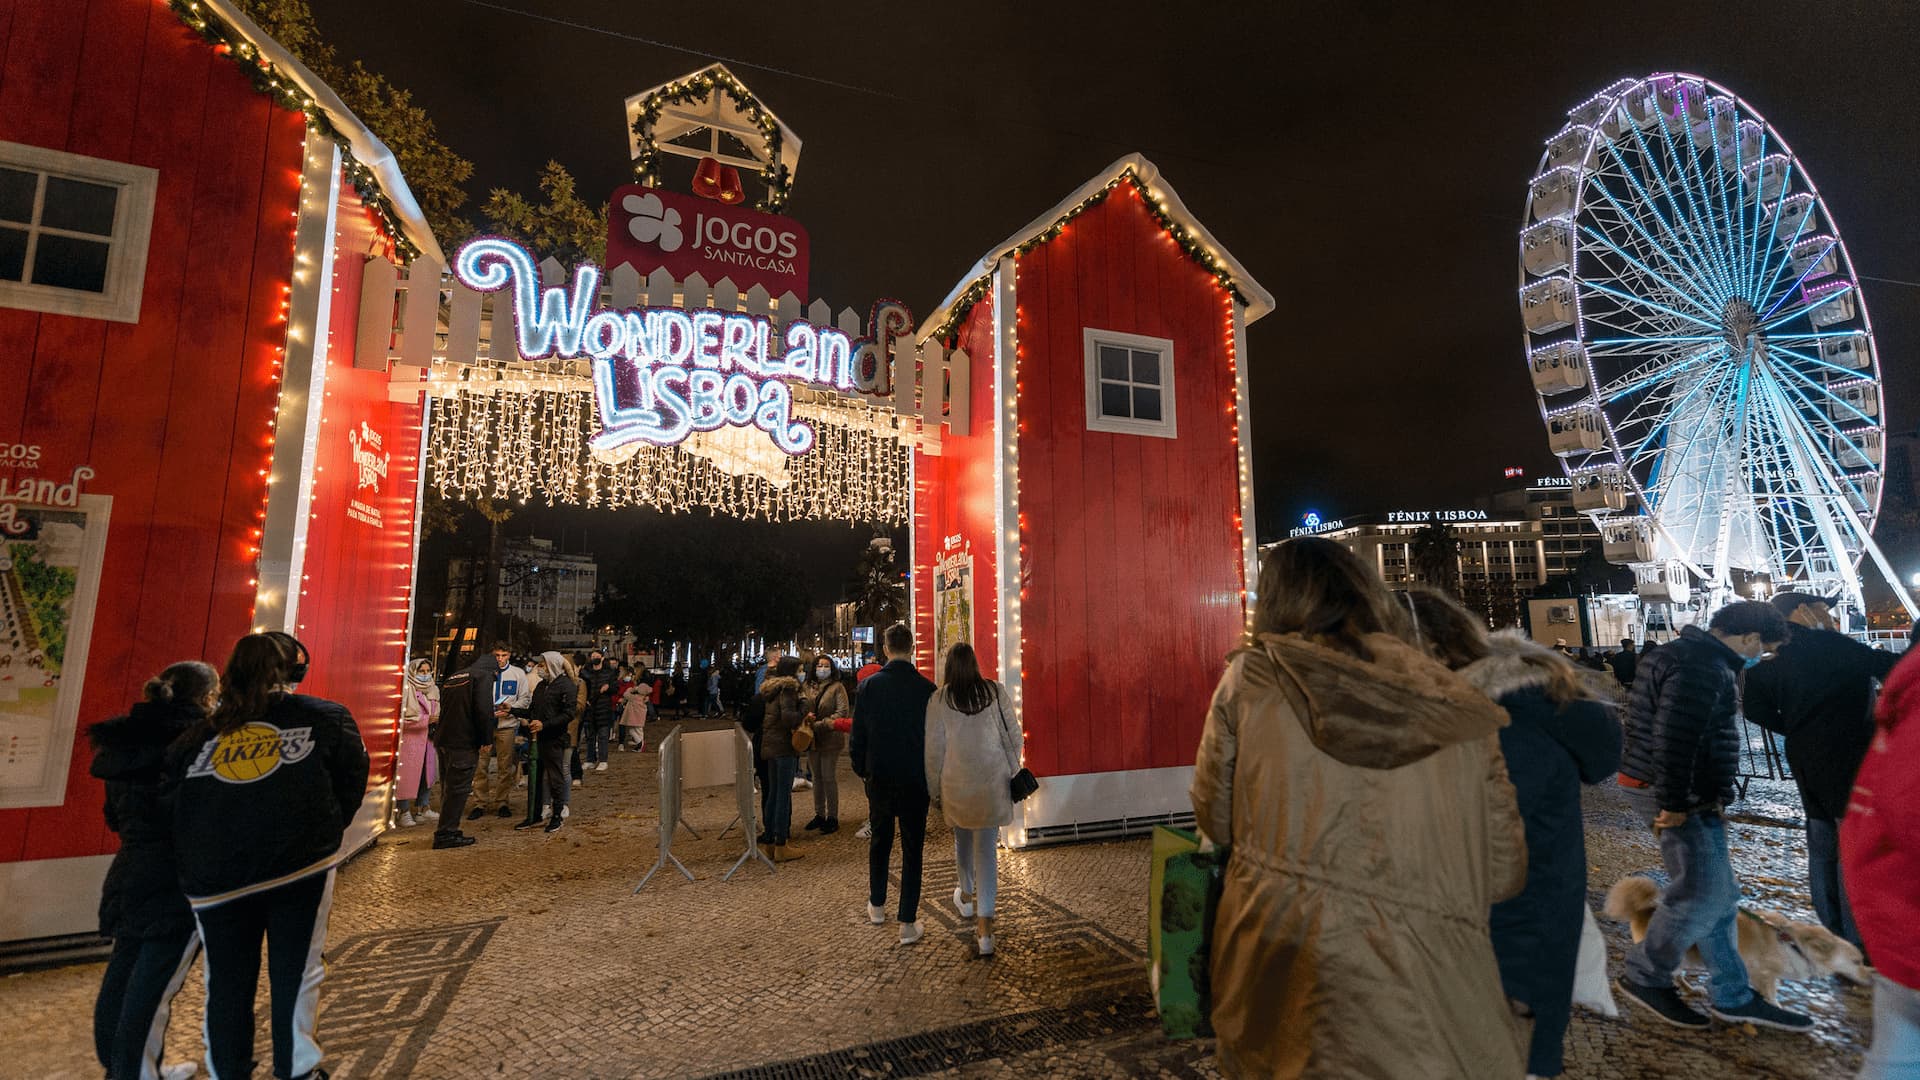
[1083,328,1177,439]
[0,141,157,323]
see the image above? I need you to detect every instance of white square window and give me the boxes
[1082,328,1176,438]
[0,141,158,323]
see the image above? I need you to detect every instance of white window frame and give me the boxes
[1082,327,1177,439]
[0,141,158,323]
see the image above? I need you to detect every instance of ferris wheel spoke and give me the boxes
[1623,365,1734,477]
[1757,372,1872,509]
[1581,278,1723,332]
[1578,223,1725,318]
[1768,341,1874,385]
[1582,178,1727,311]
[1753,192,1820,316]
[1597,346,1721,402]
[1762,279,1851,328]
[1646,113,1739,298]
[1602,134,1732,302]
[1766,351,1879,429]
[1671,102,1741,294]
[1740,128,1778,299]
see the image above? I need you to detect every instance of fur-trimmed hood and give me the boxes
[759,675,801,699]
[1255,631,1509,769]
[1458,631,1561,701]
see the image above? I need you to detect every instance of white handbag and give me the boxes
[1571,903,1619,1017]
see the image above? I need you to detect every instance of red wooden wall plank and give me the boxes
[1041,231,1091,777]
[202,108,305,661]
[1011,255,1056,777]
[1103,204,1151,775]
[119,62,274,694]
[0,0,85,149]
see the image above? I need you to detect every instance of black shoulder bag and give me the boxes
[993,690,1038,802]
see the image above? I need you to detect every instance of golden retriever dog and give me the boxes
[1604,876,1872,1002]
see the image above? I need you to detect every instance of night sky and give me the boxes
[313,0,1920,561]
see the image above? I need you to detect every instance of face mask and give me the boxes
[816,667,831,679]
[1743,655,1765,670]
[796,671,806,682]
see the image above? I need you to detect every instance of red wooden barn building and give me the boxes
[913,156,1273,844]
[0,0,437,944]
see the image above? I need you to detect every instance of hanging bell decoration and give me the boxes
[691,156,746,204]
[714,164,745,205]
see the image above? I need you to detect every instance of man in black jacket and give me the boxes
[1743,592,1896,947]
[1608,637,1638,689]
[580,650,619,772]
[849,623,936,944]
[1617,601,1812,1033]
[430,670,489,849]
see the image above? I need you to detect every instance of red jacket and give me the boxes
[1842,651,1920,990]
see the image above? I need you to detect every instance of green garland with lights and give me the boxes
[928,169,1249,343]
[168,0,422,262]
[629,67,792,213]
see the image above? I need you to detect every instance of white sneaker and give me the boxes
[572,779,582,788]
[419,809,440,822]
[560,805,570,819]
[899,921,923,945]
[954,887,975,918]
[398,812,417,828]
[792,777,812,791]
[160,1063,199,1080]
[866,903,886,925]
[977,934,995,957]
[596,761,608,772]
[856,821,873,839]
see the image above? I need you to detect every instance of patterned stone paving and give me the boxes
[0,719,1875,1078]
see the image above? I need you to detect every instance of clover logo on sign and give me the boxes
[623,192,684,252]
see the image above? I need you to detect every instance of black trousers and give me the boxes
[94,928,199,1079]
[540,742,571,816]
[866,780,930,923]
[435,744,479,837]
[194,870,335,1080]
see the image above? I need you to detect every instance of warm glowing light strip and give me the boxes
[254,134,341,632]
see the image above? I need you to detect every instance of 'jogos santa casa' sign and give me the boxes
[606,183,809,300]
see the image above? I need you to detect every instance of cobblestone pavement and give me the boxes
[0,718,1872,1078]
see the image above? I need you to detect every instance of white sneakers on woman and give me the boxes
[899,921,923,945]
[953,887,975,918]
[866,902,886,925]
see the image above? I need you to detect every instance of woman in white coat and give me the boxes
[925,642,1023,956]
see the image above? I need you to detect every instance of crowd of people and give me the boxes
[76,539,1920,1079]
[79,619,1025,1078]
[1192,536,1916,1079]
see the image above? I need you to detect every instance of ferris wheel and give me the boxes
[1518,73,1912,619]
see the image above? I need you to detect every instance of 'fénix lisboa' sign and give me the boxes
[455,238,856,456]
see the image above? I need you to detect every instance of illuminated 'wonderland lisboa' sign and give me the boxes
[454,238,861,457]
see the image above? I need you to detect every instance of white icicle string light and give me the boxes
[426,387,910,523]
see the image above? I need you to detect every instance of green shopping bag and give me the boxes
[1149,825,1225,1039]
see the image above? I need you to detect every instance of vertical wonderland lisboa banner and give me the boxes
[934,541,974,668]
[0,464,111,809]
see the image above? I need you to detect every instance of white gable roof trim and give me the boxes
[189,0,445,266]
[917,154,1275,343]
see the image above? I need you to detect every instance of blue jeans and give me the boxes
[1806,817,1861,948]
[952,826,999,917]
[1621,794,1752,1009]
[583,721,612,764]
[763,755,797,843]
[1860,974,1920,1079]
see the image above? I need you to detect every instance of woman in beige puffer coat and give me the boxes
[926,642,1023,956]
[1191,537,1528,1079]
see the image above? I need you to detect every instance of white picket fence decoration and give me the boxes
[367,256,969,445]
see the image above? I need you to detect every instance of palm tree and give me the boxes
[1409,522,1462,595]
